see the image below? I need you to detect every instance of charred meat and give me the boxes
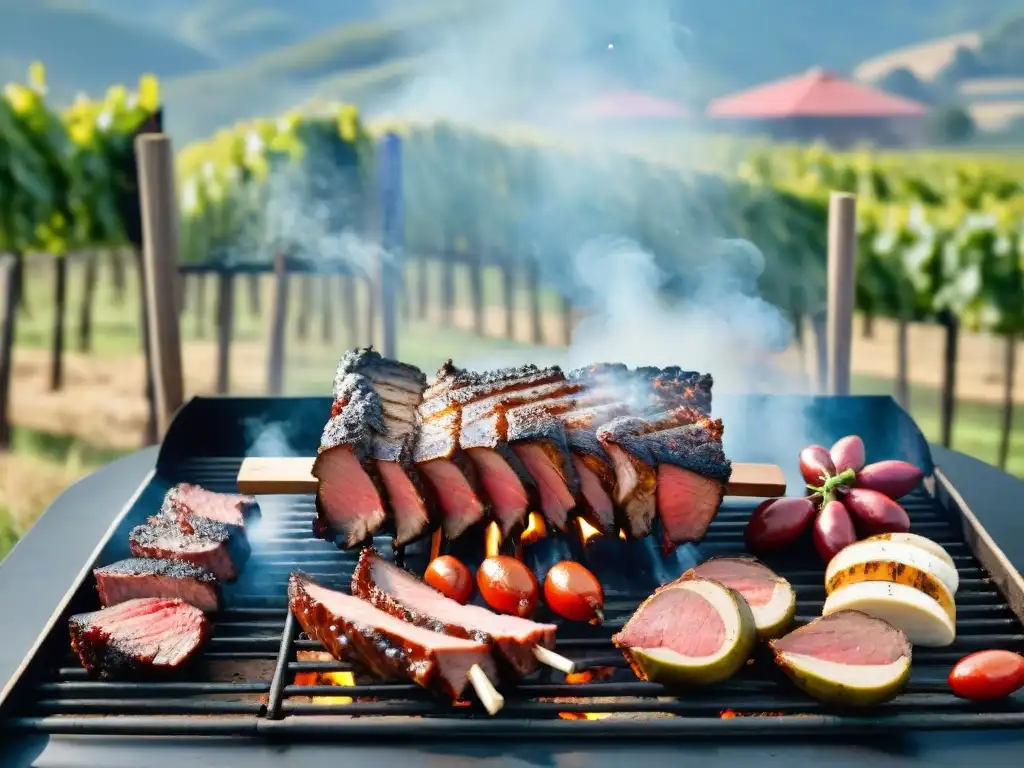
[69,597,210,678]
[163,483,257,530]
[288,571,499,700]
[95,558,220,613]
[352,548,557,677]
[315,349,430,547]
[598,407,731,543]
[129,514,248,581]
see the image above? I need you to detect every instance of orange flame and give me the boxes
[557,666,615,720]
[576,518,602,546]
[485,522,502,559]
[521,512,547,546]
[294,651,355,705]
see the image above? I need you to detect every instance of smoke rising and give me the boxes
[375,0,818,458]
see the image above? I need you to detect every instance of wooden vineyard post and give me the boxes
[441,251,455,327]
[998,333,1017,470]
[501,257,515,340]
[267,252,289,395]
[825,192,857,396]
[895,316,910,409]
[468,252,485,336]
[320,275,334,344]
[558,295,574,347]
[416,256,429,321]
[136,133,185,439]
[215,268,235,394]
[0,255,19,449]
[939,310,960,448]
[49,254,68,391]
[526,257,544,345]
[77,252,98,352]
[341,271,358,346]
[378,132,402,359]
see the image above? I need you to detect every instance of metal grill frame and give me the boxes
[3,395,1024,742]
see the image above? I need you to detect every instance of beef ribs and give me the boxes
[288,571,499,700]
[414,363,562,539]
[315,349,430,547]
[95,558,220,613]
[129,514,248,581]
[352,548,557,677]
[597,408,731,544]
[69,597,210,678]
[162,483,257,530]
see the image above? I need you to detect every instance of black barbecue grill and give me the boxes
[3,395,1024,763]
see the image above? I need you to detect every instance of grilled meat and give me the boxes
[352,548,557,677]
[94,558,220,613]
[569,364,713,413]
[129,514,248,581]
[598,409,731,544]
[162,483,257,530]
[288,571,499,700]
[315,349,430,547]
[69,597,210,678]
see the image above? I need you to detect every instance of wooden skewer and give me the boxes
[468,663,504,715]
[533,645,576,674]
[236,457,788,498]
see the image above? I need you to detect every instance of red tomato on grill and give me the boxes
[543,561,604,623]
[424,556,474,605]
[948,650,1024,701]
[477,556,539,618]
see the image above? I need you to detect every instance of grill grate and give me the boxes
[4,455,1024,740]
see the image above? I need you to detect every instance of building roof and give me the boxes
[706,68,929,119]
[574,90,691,119]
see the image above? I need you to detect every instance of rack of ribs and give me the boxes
[313,348,431,547]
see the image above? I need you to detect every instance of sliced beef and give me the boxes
[352,548,557,677]
[771,610,910,666]
[163,483,257,530]
[289,572,498,701]
[69,597,210,678]
[464,447,530,537]
[129,515,247,582]
[316,350,430,547]
[559,404,632,534]
[612,583,728,658]
[597,409,730,542]
[95,558,220,613]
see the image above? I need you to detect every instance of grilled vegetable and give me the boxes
[745,496,818,552]
[948,650,1024,701]
[825,539,958,620]
[477,556,539,618]
[827,539,959,596]
[424,556,474,605]
[823,581,956,647]
[543,561,604,623]
[771,610,911,706]
[799,445,835,487]
[681,557,796,638]
[829,435,866,474]
[843,488,911,535]
[813,500,857,563]
[854,460,924,499]
[613,578,757,687]
[864,532,954,569]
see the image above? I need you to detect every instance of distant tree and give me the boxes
[876,66,935,104]
[925,104,976,144]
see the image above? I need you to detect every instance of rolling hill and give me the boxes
[12,0,1024,140]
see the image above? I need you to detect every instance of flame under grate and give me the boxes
[3,455,1024,740]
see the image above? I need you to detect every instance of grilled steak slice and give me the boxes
[559,403,632,533]
[289,572,498,700]
[317,350,430,547]
[95,558,220,613]
[352,548,557,677]
[69,597,210,678]
[596,407,715,539]
[415,363,560,539]
[129,515,248,581]
[598,409,730,543]
[163,483,257,530]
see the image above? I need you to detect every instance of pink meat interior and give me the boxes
[617,587,726,658]
[773,611,909,665]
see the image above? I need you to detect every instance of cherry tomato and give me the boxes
[948,650,1024,701]
[543,561,604,623]
[477,556,539,618]
[424,556,474,604]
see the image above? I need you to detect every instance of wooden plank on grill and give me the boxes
[236,456,787,498]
